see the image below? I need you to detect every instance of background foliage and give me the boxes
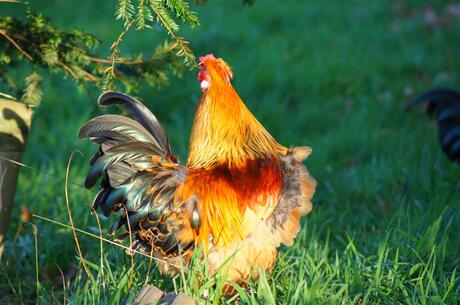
[0,0,199,105]
[1,0,460,304]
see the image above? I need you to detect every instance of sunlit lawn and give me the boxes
[1,1,460,304]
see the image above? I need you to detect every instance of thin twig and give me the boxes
[5,32,144,66]
[149,3,177,38]
[55,264,67,305]
[0,29,33,60]
[72,65,98,82]
[84,54,142,65]
[1,270,17,295]
[6,207,30,269]
[145,246,155,286]
[110,19,135,50]
[0,155,87,189]
[91,207,105,289]
[124,208,135,288]
[2,31,92,82]
[64,151,94,289]
[32,213,180,267]
[5,222,23,267]
[108,18,135,77]
[0,91,18,101]
[57,61,78,80]
[33,223,39,305]
[24,222,39,305]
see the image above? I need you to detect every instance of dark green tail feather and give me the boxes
[98,91,171,156]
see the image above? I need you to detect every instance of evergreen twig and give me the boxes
[0,10,191,101]
[0,29,33,60]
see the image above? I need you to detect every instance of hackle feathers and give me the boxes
[188,55,287,169]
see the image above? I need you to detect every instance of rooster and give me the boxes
[79,54,316,286]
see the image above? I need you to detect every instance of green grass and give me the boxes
[1,0,460,304]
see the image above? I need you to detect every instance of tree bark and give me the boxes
[0,98,32,260]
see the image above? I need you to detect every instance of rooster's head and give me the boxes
[198,54,233,92]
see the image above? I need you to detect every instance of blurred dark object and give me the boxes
[134,285,197,305]
[408,88,460,163]
[0,98,32,260]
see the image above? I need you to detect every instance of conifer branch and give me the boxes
[20,72,42,107]
[0,12,190,100]
[149,1,196,67]
[0,29,33,60]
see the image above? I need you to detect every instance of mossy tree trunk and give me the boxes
[0,98,32,260]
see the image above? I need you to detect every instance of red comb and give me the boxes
[199,54,216,64]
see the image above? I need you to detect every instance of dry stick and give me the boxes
[5,222,23,267]
[0,155,87,189]
[2,269,17,295]
[124,208,135,288]
[32,223,39,305]
[0,91,18,100]
[107,18,135,77]
[3,31,141,66]
[91,207,105,289]
[57,61,78,79]
[149,3,176,38]
[72,65,98,82]
[32,214,179,267]
[55,264,67,305]
[24,222,39,305]
[84,54,143,65]
[2,30,97,84]
[145,246,155,286]
[64,151,94,289]
[0,29,33,60]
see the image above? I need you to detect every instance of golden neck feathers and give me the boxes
[187,56,286,169]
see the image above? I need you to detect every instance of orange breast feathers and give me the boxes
[178,158,282,248]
